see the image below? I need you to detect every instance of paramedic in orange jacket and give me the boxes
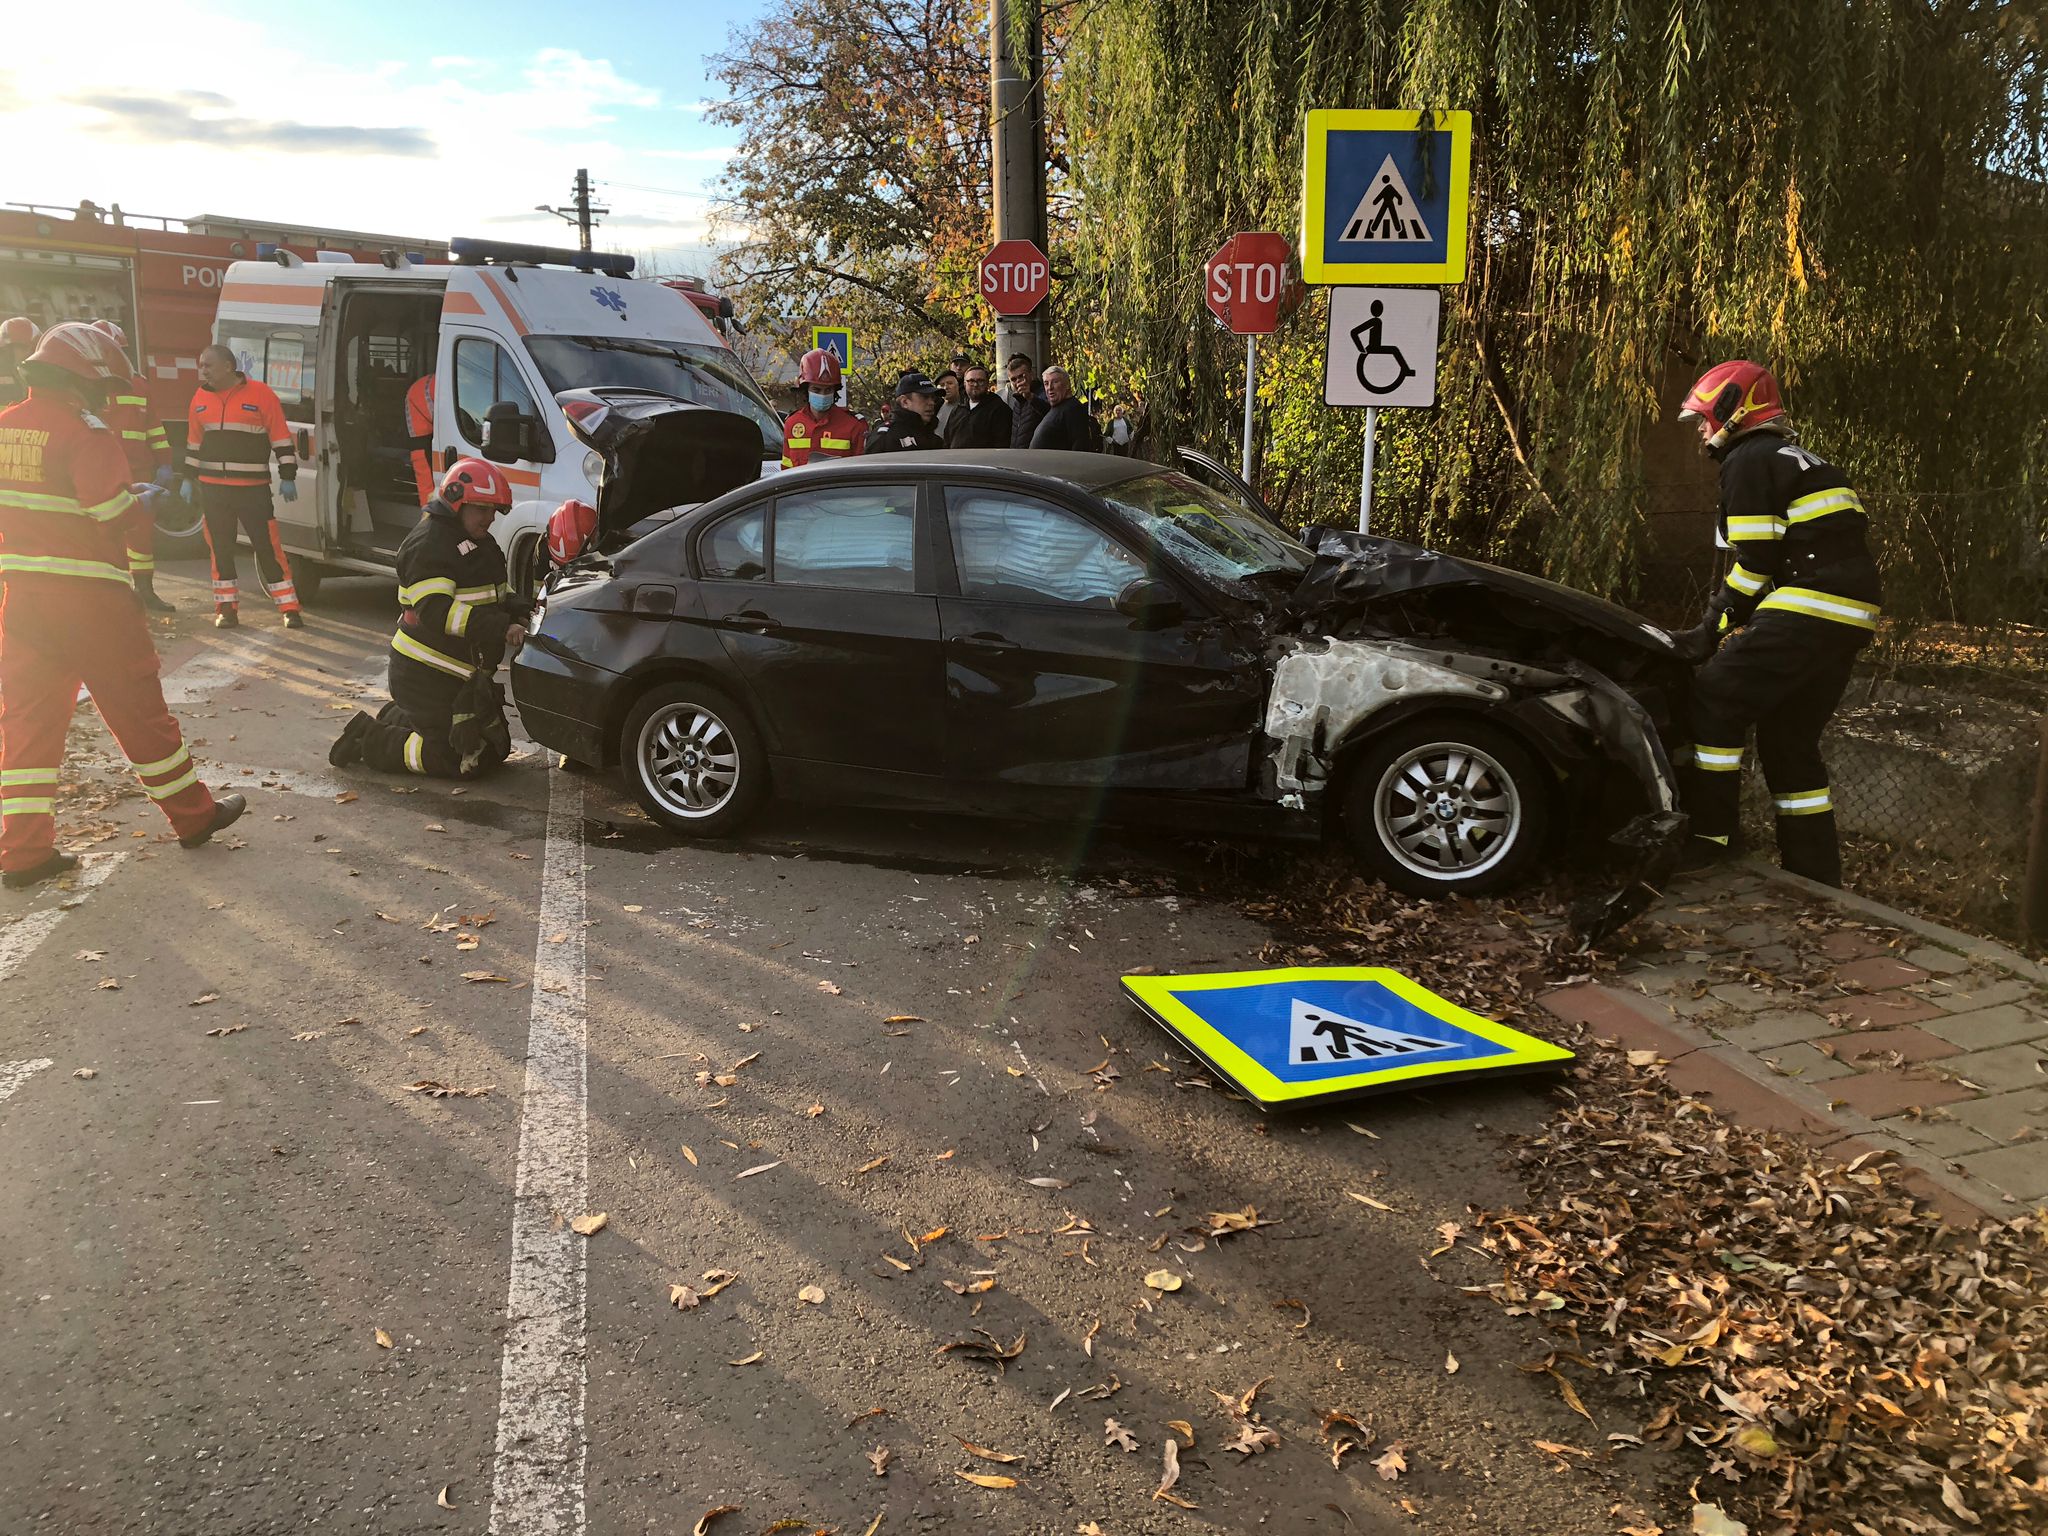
[0,323,245,889]
[405,372,437,506]
[182,344,302,629]
[91,319,176,613]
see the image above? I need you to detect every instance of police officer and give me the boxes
[864,370,944,453]
[327,459,524,780]
[1676,361,1882,886]
[781,349,866,466]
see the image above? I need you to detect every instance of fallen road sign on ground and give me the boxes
[1122,966,1572,1110]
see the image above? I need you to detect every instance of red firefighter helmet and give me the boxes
[547,499,598,565]
[0,316,40,350]
[435,456,514,515]
[26,321,128,384]
[1679,360,1784,451]
[797,347,843,391]
[89,318,128,350]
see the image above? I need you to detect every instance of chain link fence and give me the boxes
[1625,484,2047,953]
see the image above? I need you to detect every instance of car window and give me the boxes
[947,489,1146,608]
[773,486,917,592]
[453,337,542,450]
[701,505,768,581]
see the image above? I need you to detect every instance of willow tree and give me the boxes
[1055,1,2047,614]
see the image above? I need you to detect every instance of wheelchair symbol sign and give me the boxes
[1324,286,1439,409]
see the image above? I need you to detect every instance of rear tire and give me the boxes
[619,681,765,836]
[1338,716,1550,897]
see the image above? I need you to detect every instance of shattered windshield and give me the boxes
[1098,470,1312,586]
[524,335,783,456]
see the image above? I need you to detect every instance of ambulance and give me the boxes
[208,238,783,600]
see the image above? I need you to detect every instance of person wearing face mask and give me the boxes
[780,348,866,467]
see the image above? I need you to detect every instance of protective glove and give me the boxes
[131,482,164,511]
[1672,612,1727,664]
[177,477,196,505]
[278,480,299,504]
[152,465,177,491]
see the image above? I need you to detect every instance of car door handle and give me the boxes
[956,631,1019,652]
[722,609,780,633]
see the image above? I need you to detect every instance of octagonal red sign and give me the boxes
[980,239,1051,317]
[1204,232,1293,334]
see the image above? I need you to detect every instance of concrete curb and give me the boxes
[1543,980,1996,1225]
[1742,857,2048,987]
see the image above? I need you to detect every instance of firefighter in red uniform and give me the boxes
[404,373,437,507]
[0,323,244,890]
[780,348,865,467]
[182,343,302,629]
[1,317,39,409]
[91,319,177,613]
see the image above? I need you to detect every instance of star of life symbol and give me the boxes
[1288,997,1442,1065]
[1341,155,1433,243]
[591,286,628,315]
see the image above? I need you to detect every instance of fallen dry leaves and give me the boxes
[1153,1438,1194,1508]
[403,1080,493,1099]
[796,1284,825,1305]
[956,1470,1018,1489]
[936,1328,1027,1374]
[867,1445,891,1478]
[569,1213,607,1237]
[435,1485,456,1509]
[1104,1418,1138,1452]
[692,1507,739,1536]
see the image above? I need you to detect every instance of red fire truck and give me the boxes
[0,201,448,445]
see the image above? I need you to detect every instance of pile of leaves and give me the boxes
[1468,1046,2048,1535]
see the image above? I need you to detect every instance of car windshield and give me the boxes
[524,336,783,457]
[1098,470,1311,585]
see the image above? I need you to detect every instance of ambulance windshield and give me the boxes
[525,336,782,456]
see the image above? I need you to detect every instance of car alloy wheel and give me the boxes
[638,702,741,819]
[1373,740,1522,880]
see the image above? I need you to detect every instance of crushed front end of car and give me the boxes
[1261,530,1693,945]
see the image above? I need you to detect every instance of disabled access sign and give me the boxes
[1301,109,1471,285]
[1122,966,1571,1110]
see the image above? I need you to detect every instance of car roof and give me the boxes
[776,450,1162,493]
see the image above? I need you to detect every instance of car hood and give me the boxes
[1287,529,1677,663]
[556,387,763,544]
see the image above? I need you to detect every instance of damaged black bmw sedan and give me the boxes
[513,408,1690,903]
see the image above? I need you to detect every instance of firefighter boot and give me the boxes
[1776,810,1843,888]
[329,712,374,768]
[3,851,80,891]
[179,792,248,849]
[134,571,175,614]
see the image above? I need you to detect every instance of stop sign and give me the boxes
[1204,232,1292,334]
[980,239,1051,317]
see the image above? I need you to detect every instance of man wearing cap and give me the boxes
[864,371,944,454]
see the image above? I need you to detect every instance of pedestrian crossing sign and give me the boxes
[1122,965,1571,1110]
[1301,110,1471,285]
[810,326,852,371]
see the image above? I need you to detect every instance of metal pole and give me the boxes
[990,0,1047,374]
[1358,406,1379,534]
[573,169,592,252]
[1241,333,1257,484]
[2024,717,2048,946]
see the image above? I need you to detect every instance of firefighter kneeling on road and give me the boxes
[1675,360,1882,887]
[328,459,526,780]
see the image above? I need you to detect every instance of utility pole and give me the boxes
[989,0,1047,377]
[536,169,609,252]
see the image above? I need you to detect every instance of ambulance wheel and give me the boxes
[620,682,765,836]
[1338,716,1550,898]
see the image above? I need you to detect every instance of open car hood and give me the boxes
[556,387,762,544]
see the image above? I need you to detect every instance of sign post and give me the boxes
[1300,109,1470,531]
[1204,231,1291,485]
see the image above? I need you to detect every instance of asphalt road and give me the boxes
[0,561,1679,1534]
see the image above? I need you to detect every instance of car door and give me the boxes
[935,483,1264,791]
[696,480,944,776]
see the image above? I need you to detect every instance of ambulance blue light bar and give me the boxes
[449,237,634,278]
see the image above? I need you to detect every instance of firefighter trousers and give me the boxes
[1687,613,1863,887]
[0,578,218,873]
[200,483,299,614]
[358,700,510,780]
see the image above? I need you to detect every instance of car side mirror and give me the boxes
[482,402,539,465]
[1115,577,1185,630]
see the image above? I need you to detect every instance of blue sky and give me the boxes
[1,0,771,272]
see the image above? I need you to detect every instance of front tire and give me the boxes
[619,682,765,836]
[1338,717,1550,897]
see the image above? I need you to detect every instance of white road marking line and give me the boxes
[489,771,588,1535]
[0,854,126,986]
[0,1058,55,1105]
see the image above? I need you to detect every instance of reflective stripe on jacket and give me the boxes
[781,405,866,467]
[390,503,519,700]
[1713,432,1882,635]
[186,375,297,487]
[107,370,172,479]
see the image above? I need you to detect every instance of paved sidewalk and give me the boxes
[1545,860,2048,1221]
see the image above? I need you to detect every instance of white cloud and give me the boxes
[641,146,736,162]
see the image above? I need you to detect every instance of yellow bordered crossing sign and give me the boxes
[1300,109,1472,285]
[1122,965,1571,1110]
[810,325,852,370]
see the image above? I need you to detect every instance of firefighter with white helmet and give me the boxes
[780,348,866,467]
